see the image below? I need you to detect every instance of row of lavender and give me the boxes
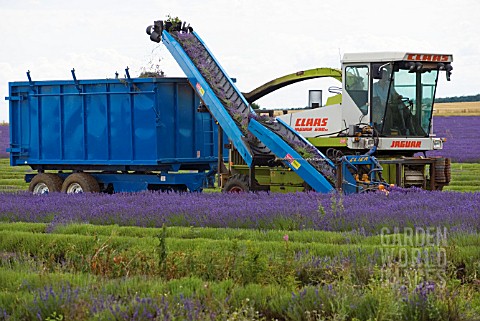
[0,125,8,158]
[424,116,480,162]
[1,189,478,234]
[1,116,479,162]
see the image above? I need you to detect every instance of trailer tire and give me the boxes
[61,173,100,194]
[29,173,63,194]
[222,174,250,193]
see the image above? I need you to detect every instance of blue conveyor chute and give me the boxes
[147,21,344,193]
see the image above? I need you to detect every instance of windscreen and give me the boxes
[372,64,439,137]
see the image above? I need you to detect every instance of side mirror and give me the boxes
[372,63,383,79]
[445,64,453,81]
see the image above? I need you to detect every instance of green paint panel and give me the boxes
[230,165,305,187]
[243,68,342,103]
[326,94,342,105]
[270,169,303,185]
[381,163,398,185]
[307,137,348,147]
[270,185,305,193]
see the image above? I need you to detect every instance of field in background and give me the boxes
[434,101,480,116]
[445,163,480,192]
[0,159,30,192]
[425,116,480,162]
[0,124,8,158]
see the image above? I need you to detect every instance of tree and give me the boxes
[435,94,480,103]
[251,102,261,110]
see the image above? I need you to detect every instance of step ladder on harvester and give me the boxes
[146,19,386,194]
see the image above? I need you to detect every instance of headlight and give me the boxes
[433,139,443,150]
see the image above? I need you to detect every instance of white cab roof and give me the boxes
[342,52,453,63]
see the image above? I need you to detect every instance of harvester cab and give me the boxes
[346,53,452,140]
[275,52,453,154]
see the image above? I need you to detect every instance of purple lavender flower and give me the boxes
[29,283,79,320]
[0,189,479,234]
[424,116,480,162]
[0,124,9,158]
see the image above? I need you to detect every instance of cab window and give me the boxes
[345,66,369,115]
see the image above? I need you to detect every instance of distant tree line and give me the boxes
[435,94,480,103]
[251,102,260,110]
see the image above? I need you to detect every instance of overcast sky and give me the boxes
[1,0,479,122]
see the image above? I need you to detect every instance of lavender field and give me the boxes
[0,124,8,159]
[0,117,480,320]
[426,116,480,162]
[1,190,480,320]
[0,188,479,234]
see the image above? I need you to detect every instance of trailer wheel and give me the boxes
[222,174,250,192]
[29,173,63,195]
[61,173,100,194]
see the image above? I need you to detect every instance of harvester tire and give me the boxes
[61,173,100,194]
[29,173,63,195]
[222,174,250,193]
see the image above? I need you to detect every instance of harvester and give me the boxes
[245,53,453,190]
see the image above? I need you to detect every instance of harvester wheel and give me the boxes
[29,173,63,195]
[222,174,250,193]
[61,173,100,194]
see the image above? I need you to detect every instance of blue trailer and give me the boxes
[7,74,222,193]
